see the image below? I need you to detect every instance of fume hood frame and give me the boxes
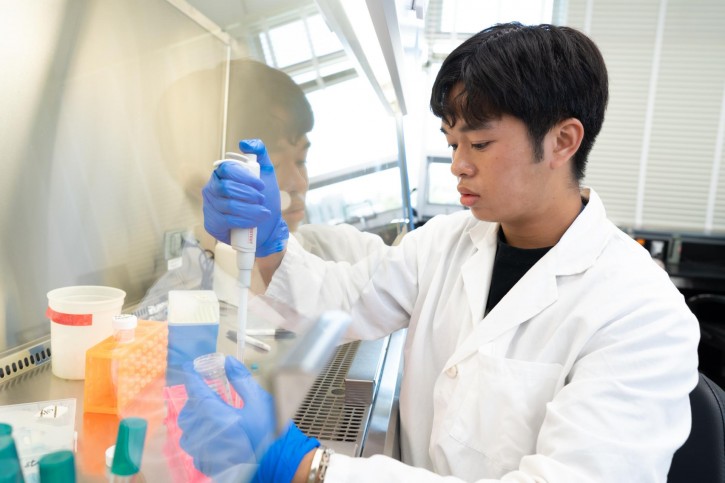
[314,0,411,117]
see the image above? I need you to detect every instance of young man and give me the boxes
[183,23,700,482]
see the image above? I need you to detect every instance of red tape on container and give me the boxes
[46,307,93,326]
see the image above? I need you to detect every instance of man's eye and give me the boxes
[448,144,458,151]
[472,142,490,151]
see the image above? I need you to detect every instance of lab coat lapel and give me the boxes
[460,222,498,325]
[481,254,558,339]
[444,187,609,370]
[449,253,559,368]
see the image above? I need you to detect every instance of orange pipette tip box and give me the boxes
[79,376,166,475]
[84,320,168,414]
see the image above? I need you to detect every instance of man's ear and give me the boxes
[549,118,584,169]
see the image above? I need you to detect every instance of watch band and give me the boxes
[306,447,323,483]
[318,447,334,482]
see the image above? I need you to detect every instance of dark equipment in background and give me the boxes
[629,229,725,387]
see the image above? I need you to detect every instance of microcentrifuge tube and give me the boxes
[193,352,232,403]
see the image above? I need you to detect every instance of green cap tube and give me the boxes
[0,457,24,483]
[0,436,19,461]
[38,450,75,483]
[0,424,12,436]
[111,417,147,476]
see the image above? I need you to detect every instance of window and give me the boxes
[247,6,402,231]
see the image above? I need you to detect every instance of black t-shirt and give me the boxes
[484,230,552,315]
[485,200,586,315]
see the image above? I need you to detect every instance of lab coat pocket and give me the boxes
[449,354,562,472]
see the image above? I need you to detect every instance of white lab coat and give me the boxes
[212,222,388,305]
[294,223,389,263]
[266,187,700,482]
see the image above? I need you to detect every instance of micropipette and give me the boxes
[213,152,260,362]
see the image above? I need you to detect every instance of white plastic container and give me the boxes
[46,286,126,380]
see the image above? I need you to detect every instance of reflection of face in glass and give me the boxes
[269,135,310,232]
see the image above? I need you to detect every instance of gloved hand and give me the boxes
[202,139,289,257]
[254,422,320,483]
[179,355,319,481]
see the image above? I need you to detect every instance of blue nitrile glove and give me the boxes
[179,356,319,481]
[202,138,289,257]
[178,356,276,476]
[253,421,320,483]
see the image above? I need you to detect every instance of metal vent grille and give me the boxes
[0,339,52,384]
[293,341,366,442]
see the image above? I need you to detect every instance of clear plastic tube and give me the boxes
[193,352,232,403]
[112,314,137,343]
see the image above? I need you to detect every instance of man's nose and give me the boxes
[450,149,474,178]
[289,167,308,192]
[280,167,308,194]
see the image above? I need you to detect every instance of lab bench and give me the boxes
[0,302,405,481]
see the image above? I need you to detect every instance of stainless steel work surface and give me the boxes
[0,303,406,481]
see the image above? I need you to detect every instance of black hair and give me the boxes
[430,22,608,180]
[227,59,314,149]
